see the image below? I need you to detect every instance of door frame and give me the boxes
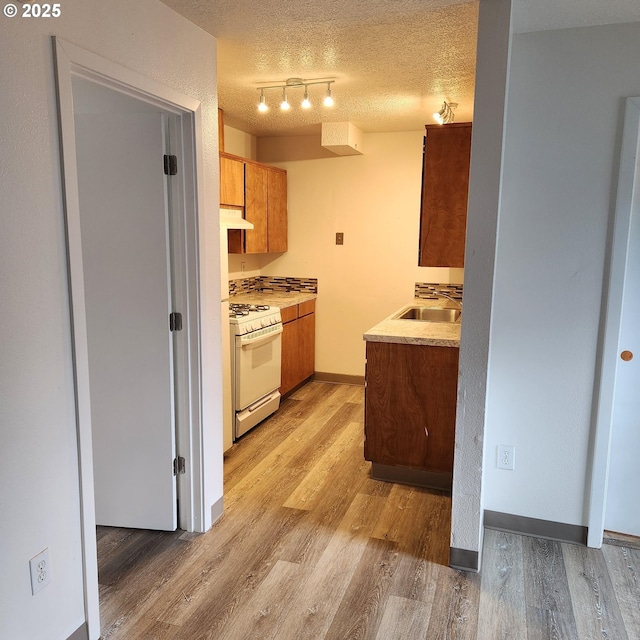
[588,96,640,547]
[53,37,206,637]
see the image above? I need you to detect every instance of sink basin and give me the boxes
[394,306,461,322]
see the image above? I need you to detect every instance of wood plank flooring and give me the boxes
[97,382,640,639]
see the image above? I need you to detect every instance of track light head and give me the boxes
[280,87,290,111]
[258,89,268,113]
[433,101,457,125]
[301,87,311,109]
[323,83,334,107]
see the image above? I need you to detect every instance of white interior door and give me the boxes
[605,123,640,537]
[75,111,177,531]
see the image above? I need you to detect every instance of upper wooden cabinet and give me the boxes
[221,152,288,254]
[418,123,472,268]
[245,162,269,253]
[220,154,245,207]
[267,169,288,253]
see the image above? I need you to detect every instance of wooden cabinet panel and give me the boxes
[245,163,268,253]
[279,302,316,397]
[419,123,472,268]
[280,317,300,397]
[218,108,225,152]
[364,341,458,474]
[267,168,288,253]
[298,312,315,382]
[220,154,245,207]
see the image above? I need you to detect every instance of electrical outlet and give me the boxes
[497,445,515,470]
[29,548,52,595]
[336,232,344,245]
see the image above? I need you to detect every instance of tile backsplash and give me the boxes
[230,276,318,297]
[415,282,463,301]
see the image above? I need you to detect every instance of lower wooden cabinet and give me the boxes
[364,341,459,476]
[280,300,315,397]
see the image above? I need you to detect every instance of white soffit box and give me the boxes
[321,122,364,156]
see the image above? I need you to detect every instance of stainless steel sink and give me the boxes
[394,306,461,322]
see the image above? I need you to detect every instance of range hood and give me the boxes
[220,207,254,230]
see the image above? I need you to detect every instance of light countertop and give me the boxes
[363,298,461,347]
[229,290,316,310]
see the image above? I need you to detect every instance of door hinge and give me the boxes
[173,456,186,475]
[164,154,178,176]
[169,312,183,331]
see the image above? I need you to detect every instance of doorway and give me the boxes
[53,37,208,638]
[588,96,640,546]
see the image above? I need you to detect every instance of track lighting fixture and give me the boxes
[257,78,336,113]
[433,101,458,125]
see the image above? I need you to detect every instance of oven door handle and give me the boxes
[239,325,283,350]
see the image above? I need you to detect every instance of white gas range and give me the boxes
[229,303,283,439]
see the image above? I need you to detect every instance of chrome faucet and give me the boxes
[434,291,463,309]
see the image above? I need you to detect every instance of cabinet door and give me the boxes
[220,155,245,207]
[418,123,472,268]
[280,317,300,397]
[267,168,288,253]
[298,312,315,381]
[245,162,269,253]
[364,342,458,473]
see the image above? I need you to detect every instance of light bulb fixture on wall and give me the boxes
[257,78,336,113]
[433,101,458,124]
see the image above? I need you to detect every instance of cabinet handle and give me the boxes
[621,350,633,361]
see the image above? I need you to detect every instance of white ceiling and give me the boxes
[160,0,640,138]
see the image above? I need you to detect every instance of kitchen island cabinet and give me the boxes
[280,299,315,397]
[363,300,461,491]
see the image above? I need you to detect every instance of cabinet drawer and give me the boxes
[280,305,298,324]
[298,299,315,317]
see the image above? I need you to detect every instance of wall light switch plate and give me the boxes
[336,232,344,245]
[29,548,52,595]
[497,445,515,470]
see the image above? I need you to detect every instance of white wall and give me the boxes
[223,124,257,159]
[451,0,512,561]
[483,21,640,525]
[251,132,463,377]
[0,3,220,638]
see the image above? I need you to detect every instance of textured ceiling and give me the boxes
[159,0,640,138]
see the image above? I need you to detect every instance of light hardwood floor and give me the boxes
[97,382,640,639]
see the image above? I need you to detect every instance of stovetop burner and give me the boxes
[229,303,271,318]
[229,302,277,318]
